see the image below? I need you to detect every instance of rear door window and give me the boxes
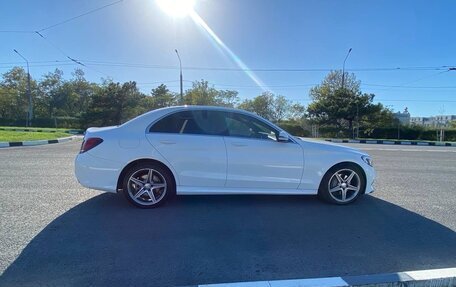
[149,110,227,136]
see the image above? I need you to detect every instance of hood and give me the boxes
[295,137,367,156]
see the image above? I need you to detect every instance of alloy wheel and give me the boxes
[327,168,361,203]
[127,168,167,206]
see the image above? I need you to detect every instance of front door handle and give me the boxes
[231,142,248,147]
[160,140,176,145]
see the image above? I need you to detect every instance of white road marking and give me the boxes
[197,268,456,287]
[405,267,456,280]
[357,147,456,153]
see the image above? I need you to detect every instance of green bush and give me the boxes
[277,121,456,142]
[0,117,82,129]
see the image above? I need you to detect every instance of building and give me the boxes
[393,108,411,125]
[410,115,456,127]
[410,117,433,127]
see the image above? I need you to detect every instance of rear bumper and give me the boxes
[75,152,120,193]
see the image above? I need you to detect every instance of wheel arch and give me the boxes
[320,161,367,194]
[116,158,177,192]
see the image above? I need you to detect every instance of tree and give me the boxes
[81,81,145,127]
[217,89,239,107]
[449,120,456,129]
[37,69,65,118]
[238,92,275,120]
[184,80,219,105]
[69,69,96,116]
[183,80,239,107]
[239,92,301,122]
[307,70,394,136]
[271,95,293,122]
[0,67,38,121]
[148,84,176,109]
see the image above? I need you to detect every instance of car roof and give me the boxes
[122,105,288,137]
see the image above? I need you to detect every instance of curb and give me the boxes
[0,127,84,134]
[326,138,456,147]
[186,267,456,287]
[0,135,81,148]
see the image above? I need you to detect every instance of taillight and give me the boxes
[80,137,103,153]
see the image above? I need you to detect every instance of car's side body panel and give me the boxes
[296,138,375,193]
[75,106,376,198]
[146,133,227,187]
[223,136,304,189]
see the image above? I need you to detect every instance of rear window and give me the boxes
[149,110,227,136]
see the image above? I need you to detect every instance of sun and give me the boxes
[156,0,195,17]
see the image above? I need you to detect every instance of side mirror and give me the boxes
[277,131,289,142]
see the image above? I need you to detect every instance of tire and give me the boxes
[318,163,366,205]
[122,162,175,208]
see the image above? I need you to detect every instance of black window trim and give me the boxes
[146,108,298,144]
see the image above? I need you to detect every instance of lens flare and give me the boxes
[189,11,268,91]
[156,0,195,17]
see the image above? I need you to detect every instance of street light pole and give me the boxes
[13,49,33,127]
[341,48,352,89]
[175,49,183,103]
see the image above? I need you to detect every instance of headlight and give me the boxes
[361,155,373,167]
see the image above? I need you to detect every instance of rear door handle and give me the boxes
[231,142,248,147]
[160,140,176,145]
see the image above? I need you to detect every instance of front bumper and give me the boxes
[364,165,376,194]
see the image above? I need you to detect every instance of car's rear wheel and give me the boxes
[318,163,366,205]
[122,163,175,208]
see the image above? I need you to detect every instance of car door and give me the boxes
[146,109,227,187]
[222,112,304,190]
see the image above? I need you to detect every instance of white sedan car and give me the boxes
[75,106,375,208]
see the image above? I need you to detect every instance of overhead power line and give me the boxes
[0,0,123,34]
[1,59,454,73]
[34,32,112,78]
[38,0,123,32]
[80,61,455,72]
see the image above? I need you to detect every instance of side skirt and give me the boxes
[176,186,318,195]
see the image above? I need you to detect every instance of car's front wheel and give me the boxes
[122,163,175,208]
[318,163,366,205]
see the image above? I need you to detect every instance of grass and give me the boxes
[0,130,71,142]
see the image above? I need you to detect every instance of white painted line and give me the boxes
[0,142,9,147]
[417,142,429,146]
[405,267,456,280]
[199,277,348,287]
[400,141,412,145]
[358,147,456,153]
[200,281,269,287]
[348,140,360,143]
[23,140,48,146]
[196,267,456,287]
[268,277,348,287]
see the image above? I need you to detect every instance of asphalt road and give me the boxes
[0,141,455,287]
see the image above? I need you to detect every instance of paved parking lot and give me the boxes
[0,140,455,286]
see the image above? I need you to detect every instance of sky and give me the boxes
[0,0,455,117]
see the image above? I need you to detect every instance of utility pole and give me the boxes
[13,49,33,127]
[356,101,359,138]
[175,49,183,103]
[341,48,352,89]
